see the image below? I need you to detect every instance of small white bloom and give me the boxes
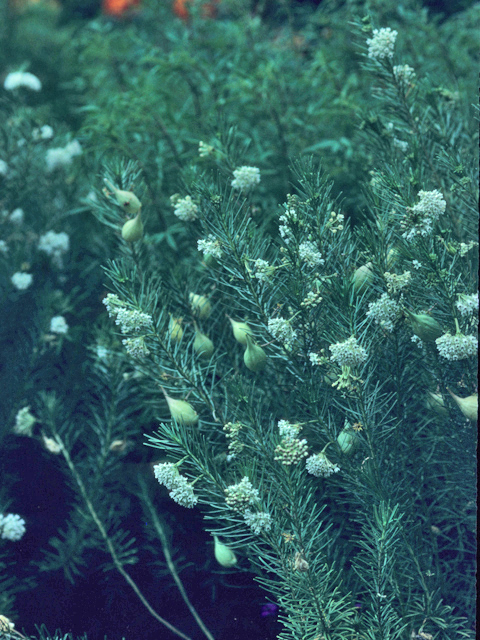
[38,231,70,267]
[198,141,215,157]
[367,28,398,60]
[268,317,297,350]
[4,71,42,91]
[0,159,8,176]
[45,139,82,172]
[393,64,416,85]
[225,477,259,511]
[197,235,222,260]
[329,336,367,367]
[309,352,323,366]
[252,259,274,282]
[0,240,8,254]
[171,195,198,221]
[306,452,340,478]
[9,208,24,225]
[244,510,272,535]
[412,260,422,270]
[278,420,302,440]
[11,272,33,290]
[122,337,150,358]
[13,406,36,437]
[384,271,411,294]
[114,308,153,335]
[0,513,26,541]
[50,315,69,334]
[455,293,478,317]
[298,241,324,268]
[33,125,54,140]
[367,293,402,332]
[435,332,477,361]
[231,166,261,192]
[401,189,446,242]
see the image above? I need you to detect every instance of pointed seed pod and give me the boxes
[104,179,142,214]
[229,318,253,346]
[405,310,443,342]
[243,333,267,372]
[162,388,198,425]
[447,388,478,422]
[213,536,237,568]
[121,211,144,242]
[337,424,358,456]
[168,315,183,343]
[193,331,214,358]
[189,293,212,319]
[425,391,448,417]
[352,262,373,295]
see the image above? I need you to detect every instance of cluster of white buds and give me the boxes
[225,477,259,511]
[153,462,198,508]
[329,336,368,368]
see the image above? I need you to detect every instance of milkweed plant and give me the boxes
[0,1,477,639]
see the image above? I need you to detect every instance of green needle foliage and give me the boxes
[0,1,477,639]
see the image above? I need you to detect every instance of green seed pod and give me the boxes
[121,212,144,242]
[213,536,237,568]
[337,424,358,456]
[189,293,212,320]
[243,333,267,372]
[229,318,253,346]
[447,389,478,422]
[425,391,448,417]
[168,315,183,343]
[163,390,198,425]
[352,262,373,295]
[193,331,214,358]
[105,179,142,214]
[405,310,443,342]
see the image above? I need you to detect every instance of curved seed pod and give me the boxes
[243,333,267,372]
[229,318,253,346]
[447,389,478,422]
[425,391,448,417]
[405,310,443,342]
[162,388,198,425]
[352,262,373,295]
[189,293,212,319]
[105,179,142,214]
[168,315,183,343]
[337,424,358,456]
[213,536,237,568]
[121,212,143,242]
[193,331,214,358]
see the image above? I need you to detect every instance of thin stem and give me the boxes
[57,437,193,640]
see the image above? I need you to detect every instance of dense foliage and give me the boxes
[0,1,477,639]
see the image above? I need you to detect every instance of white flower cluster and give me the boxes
[268,317,297,350]
[122,337,150,359]
[38,231,70,266]
[252,259,274,283]
[0,240,8,254]
[153,462,198,508]
[435,332,477,361]
[0,513,26,541]
[103,295,153,335]
[4,71,42,91]
[329,336,367,367]
[384,271,411,294]
[243,510,272,535]
[33,125,54,141]
[301,290,322,309]
[0,159,8,176]
[9,208,24,225]
[367,293,402,332]
[367,27,398,60]
[309,352,328,366]
[13,406,36,437]
[393,64,416,85]
[171,195,198,221]
[11,272,33,290]
[456,293,478,317]
[231,166,261,192]
[393,138,408,153]
[298,241,324,268]
[274,437,309,466]
[278,420,301,440]
[459,242,477,257]
[401,189,446,241]
[50,315,69,335]
[305,452,340,478]
[198,141,215,157]
[278,203,298,244]
[197,235,222,260]
[225,477,259,511]
[46,140,82,172]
